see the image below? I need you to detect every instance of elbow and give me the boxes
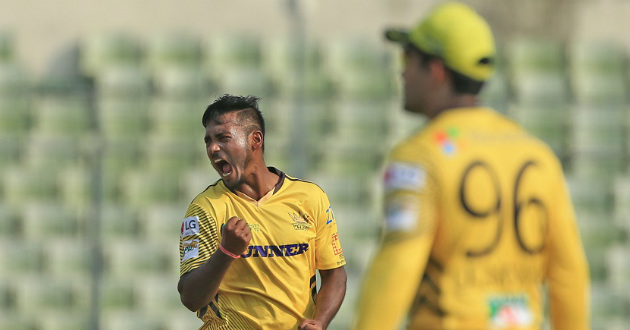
[180,294,202,313]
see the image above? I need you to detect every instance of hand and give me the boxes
[298,319,324,330]
[220,216,251,256]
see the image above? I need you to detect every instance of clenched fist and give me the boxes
[220,216,252,257]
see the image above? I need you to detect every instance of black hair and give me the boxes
[405,44,486,95]
[202,94,266,148]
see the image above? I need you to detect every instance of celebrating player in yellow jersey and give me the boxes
[178,94,347,330]
[352,2,590,330]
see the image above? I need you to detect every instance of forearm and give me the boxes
[313,267,347,329]
[178,250,235,312]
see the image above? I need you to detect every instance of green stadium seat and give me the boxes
[80,32,143,78]
[613,175,630,232]
[590,283,630,330]
[606,244,630,292]
[180,166,220,201]
[0,63,31,134]
[100,203,139,242]
[96,65,151,99]
[37,312,90,330]
[150,98,207,140]
[23,132,83,169]
[21,202,79,239]
[97,98,150,139]
[567,175,612,213]
[0,203,18,237]
[58,166,93,212]
[101,311,161,330]
[480,70,511,112]
[505,37,566,78]
[570,105,627,155]
[135,275,184,314]
[262,37,322,76]
[331,100,390,145]
[3,165,58,207]
[0,239,43,277]
[272,66,335,100]
[305,171,372,206]
[119,169,181,209]
[216,67,274,98]
[103,239,173,278]
[144,134,198,173]
[205,34,262,76]
[146,31,203,75]
[0,32,15,61]
[575,211,624,281]
[509,104,568,157]
[14,276,77,312]
[100,276,136,311]
[163,311,203,330]
[0,313,36,330]
[334,68,394,101]
[153,66,211,100]
[568,40,627,78]
[32,94,91,136]
[511,72,569,106]
[44,238,91,277]
[139,203,183,241]
[324,37,392,75]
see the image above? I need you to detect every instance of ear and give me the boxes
[429,59,448,84]
[250,130,264,151]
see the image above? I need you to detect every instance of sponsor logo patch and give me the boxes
[181,239,199,262]
[384,162,426,192]
[181,216,199,237]
[331,233,343,255]
[290,212,312,231]
[325,205,335,225]
[488,294,533,328]
[385,196,418,232]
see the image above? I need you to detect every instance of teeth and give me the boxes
[222,172,232,177]
[214,159,222,164]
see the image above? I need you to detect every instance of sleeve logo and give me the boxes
[181,239,199,262]
[181,216,199,238]
[385,197,418,232]
[331,233,343,255]
[384,162,426,192]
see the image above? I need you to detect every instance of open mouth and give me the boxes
[214,158,233,177]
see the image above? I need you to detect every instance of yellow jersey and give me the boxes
[180,167,345,330]
[354,107,589,330]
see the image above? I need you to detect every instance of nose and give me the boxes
[207,142,221,155]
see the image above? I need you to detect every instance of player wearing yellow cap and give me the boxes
[178,94,347,330]
[352,2,590,330]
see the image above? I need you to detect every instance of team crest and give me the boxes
[290,212,312,231]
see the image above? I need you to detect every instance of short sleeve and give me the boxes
[179,203,220,276]
[314,191,346,270]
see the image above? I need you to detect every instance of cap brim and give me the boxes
[384,28,410,44]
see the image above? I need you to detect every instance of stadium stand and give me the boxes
[0,22,628,329]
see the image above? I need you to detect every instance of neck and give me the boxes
[429,94,479,119]
[234,163,279,201]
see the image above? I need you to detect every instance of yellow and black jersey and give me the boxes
[355,107,589,330]
[180,167,345,330]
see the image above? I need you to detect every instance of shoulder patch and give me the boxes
[181,216,200,238]
[384,162,426,192]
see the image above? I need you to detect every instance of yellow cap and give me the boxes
[385,2,496,81]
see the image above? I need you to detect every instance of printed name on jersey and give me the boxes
[385,196,418,232]
[384,162,426,192]
[181,216,199,237]
[241,243,309,258]
[181,239,199,262]
[331,233,343,255]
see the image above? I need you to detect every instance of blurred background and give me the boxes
[0,0,629,329]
